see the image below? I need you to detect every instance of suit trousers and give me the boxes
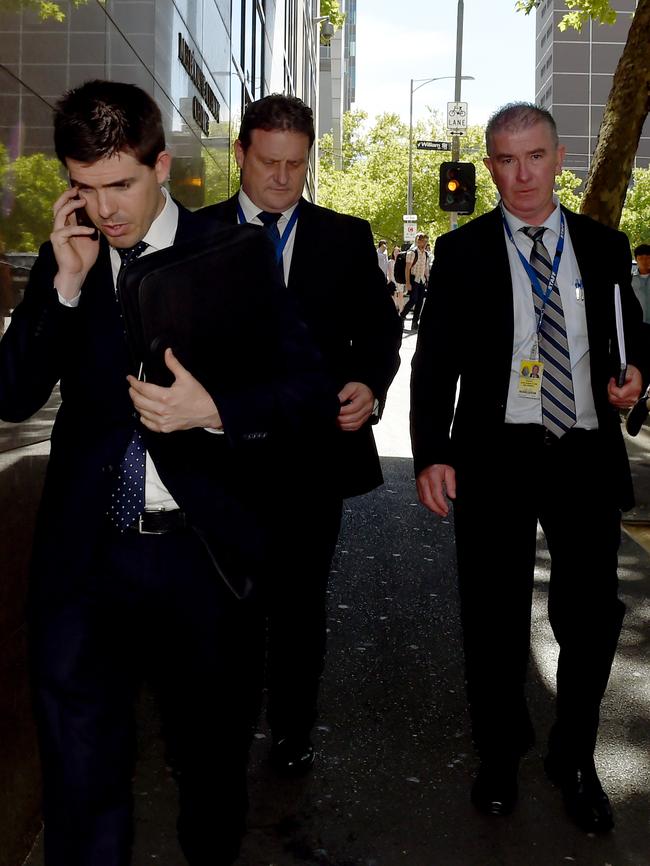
[266,494,343,739]
[453,424,625,764]
[31,522,264,866]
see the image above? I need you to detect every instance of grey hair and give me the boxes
[485,102,559,155]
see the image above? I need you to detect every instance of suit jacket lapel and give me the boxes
[286,197,311,293]
[482,207,516,377]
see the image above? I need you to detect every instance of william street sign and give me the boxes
[416,140,452,151]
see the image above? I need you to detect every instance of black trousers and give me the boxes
[453,424,625,764]
[31,523,264,866]
[265,495,343,739]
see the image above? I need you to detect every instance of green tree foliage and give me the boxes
[318,113,650,253]
[515,0,616,30]
[319,111,497,246]
[620,169,650,250]
[319,0,345,38]
[0,146,67,251]
[0,0,90,22]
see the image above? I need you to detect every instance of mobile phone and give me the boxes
[74,199,98,240]
[69,181,98,240]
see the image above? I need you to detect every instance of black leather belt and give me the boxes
[129,509,187,535]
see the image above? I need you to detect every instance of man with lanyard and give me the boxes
[204,94,401,777]
[411,103,643,833]
[400,231,430,332]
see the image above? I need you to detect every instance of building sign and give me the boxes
[178,33,220,134]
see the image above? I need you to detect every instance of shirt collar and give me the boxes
[109,186,178,271]
[501,194,562,242]
[141,185,178,250]
[237,187,300,226]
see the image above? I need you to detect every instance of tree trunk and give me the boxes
[580,0,650,228]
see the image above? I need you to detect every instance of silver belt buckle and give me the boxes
[137,511,167,535]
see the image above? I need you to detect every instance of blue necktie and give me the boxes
[522,226,576,437]
[109,241,149,530]
[257,210,285,282]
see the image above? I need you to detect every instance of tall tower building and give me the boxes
[535,0,650,179]
[319,0,355,168]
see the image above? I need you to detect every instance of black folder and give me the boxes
[116,221,278,388]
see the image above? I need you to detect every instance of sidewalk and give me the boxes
[24,330,650,866]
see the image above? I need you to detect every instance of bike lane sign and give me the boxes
[447,101,468,132]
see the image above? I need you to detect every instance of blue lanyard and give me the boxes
[501,206,565,335]
[237,202,300,265]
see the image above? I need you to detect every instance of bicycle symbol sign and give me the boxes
[447,101,468,131]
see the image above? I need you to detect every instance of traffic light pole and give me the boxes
[450,0,465,231]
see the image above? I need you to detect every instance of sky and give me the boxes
[353,0,537,130]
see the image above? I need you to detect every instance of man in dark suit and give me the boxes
[0,80,339,866]
[411,103,643,833]
[203,94,401,775]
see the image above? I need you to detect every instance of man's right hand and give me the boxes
[416,463,456,517]
[51,187,100,300]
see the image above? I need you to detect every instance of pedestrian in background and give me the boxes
[387,244,404,311]
[632,242,650,322]
[411,102,644,834]
[377,238,389,281]
[400,231,430,332]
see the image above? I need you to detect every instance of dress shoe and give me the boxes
[470,758,519,816]
[270,736,315,776]
[544,755,614,833]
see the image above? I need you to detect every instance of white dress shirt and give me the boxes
[237,188,299,282]
[58,187,181,510]
[502,197,598,429]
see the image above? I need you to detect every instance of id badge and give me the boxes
[518,359,544,398]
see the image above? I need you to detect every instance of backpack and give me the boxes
[393,248,417,284]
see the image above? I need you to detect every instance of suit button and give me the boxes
[102,464,114,474]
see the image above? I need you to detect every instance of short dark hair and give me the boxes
[634,243,650,257]
[486,102,559,156]
[237,94,315,151]
[54,79,165,168]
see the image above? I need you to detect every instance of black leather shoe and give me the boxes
[470,759,519,816]
[270,736,315,776]
[544,755,614,833]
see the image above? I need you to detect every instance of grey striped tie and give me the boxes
[521,226,576,437]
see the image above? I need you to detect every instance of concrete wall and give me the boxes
[0,439,50,866]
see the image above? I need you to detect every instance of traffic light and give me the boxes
[439,161,476,214]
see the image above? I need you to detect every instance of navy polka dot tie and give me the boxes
[109,240,149,530]
[109,429,146,531]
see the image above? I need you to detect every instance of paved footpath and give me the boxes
[25,330,650,866]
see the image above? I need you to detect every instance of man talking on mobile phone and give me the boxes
[0,79,339,866]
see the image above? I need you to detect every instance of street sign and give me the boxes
[447,101,468,132]
[403,214,417,221]
[404,222,418,243]
[416,140,452,151]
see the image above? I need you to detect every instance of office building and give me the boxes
[535,0,650,179]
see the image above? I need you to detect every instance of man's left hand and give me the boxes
[127,348,222,433]
[607,363,642,409]
[337,381,375,431]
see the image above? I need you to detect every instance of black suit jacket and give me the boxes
[0,204,340,604]
[410,205,643,510]
[202,195,402,498]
